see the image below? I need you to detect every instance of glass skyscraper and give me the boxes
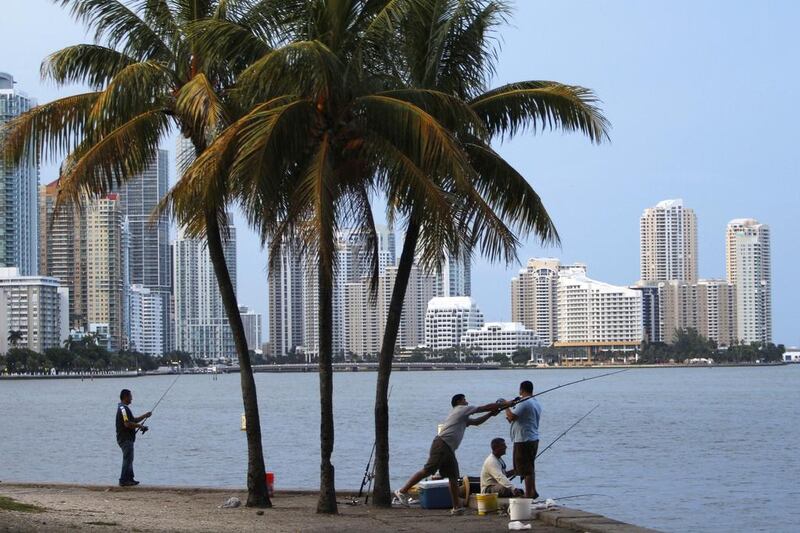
[0,72,38,275]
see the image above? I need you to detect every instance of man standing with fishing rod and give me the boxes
[116,389,151,487]
[506,380,542,500]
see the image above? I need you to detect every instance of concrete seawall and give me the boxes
[0,482,661,532]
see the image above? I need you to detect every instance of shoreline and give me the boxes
[0,361,789,380]
[0,482,661,532]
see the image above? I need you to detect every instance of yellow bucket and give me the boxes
[475,493,498,515]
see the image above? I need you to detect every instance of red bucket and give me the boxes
[265,472,275,496]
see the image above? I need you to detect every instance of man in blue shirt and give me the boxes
[506,380,542,499]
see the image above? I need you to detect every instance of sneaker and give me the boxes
[450,507,465,516]
[394,489,411,507]
[119,481,136,487]
[131,480,140,485]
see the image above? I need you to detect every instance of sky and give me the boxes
[1,1,798,346]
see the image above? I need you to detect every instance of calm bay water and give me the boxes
[1,366,798,532]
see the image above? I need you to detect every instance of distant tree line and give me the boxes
[639,328,785,364]
[0,338,201,374]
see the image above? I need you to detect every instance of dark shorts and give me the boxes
[422,437,459,479]
[513,440,539,477]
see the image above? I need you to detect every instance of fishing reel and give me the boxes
[140,425,149,434]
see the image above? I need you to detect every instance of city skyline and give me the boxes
[1,1,798,345]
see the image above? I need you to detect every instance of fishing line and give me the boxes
[536,404,600,459]
[511,369,629,407]
[136,373,181,436]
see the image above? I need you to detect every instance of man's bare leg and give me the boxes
[448,477,462,510]
[399,469,429,494]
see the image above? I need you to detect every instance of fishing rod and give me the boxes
[359,385,393,503]
[536,404,599,459]
[135,372,181,435]
[511,369,629,407]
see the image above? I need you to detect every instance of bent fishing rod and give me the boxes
[536,404,599,459]
[136,372,181,435]
[511,369,629,407]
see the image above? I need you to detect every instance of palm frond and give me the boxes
[54,0,170,59]
[57,108,171,206]
[89,60,175,127]
[175,73,228,146]
[355,94,475,194]
[470,81,611,142]
[464,137,559,245]
[40,44,135,89]
[1,92,100,166]
[234,40,342,107]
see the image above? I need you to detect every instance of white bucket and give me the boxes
[508,498,532,521]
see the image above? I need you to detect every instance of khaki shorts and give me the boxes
[513,440,539,477]
[422,437,459,479]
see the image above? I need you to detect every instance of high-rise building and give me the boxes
[345,279,380,357]
[173,223,236,359]
[631,283,663,343]
[111,150,171,353]
[556,265,642,352]
[129,284,164,355]
[381,264,437,349]
[0,73,38,275]
[0,267,65,353]
[641,279,737,347]
[300,225,396,357]
[640,199,698,283]
[511,258,560,346]
[39,180,87,329]
[461,322,540,359]
[434,250,471,297]
[239,306,263,353]
[424,296,484,351]
[695,279,737,348]
[726,218,772,344]
[85,194,129,351]
[268,241,305,357]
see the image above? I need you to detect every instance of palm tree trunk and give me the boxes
[372,218,421,507]
[317,265,338,513]
[205,210,271,508]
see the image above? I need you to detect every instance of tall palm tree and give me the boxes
[370,0,610,506]
[170,0,518,513]
[1,0,290,507]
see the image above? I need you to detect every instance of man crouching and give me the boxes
[480,437,523,497]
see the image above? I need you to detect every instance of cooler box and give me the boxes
[417,479,452,509]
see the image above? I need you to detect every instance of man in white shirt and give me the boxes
[480,438,523,496]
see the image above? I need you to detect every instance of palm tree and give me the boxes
[7,330,24,348]
[1,0,289,508]
[171,0,514,513]
[370,0,610,506]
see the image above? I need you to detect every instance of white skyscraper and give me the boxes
[424,296,484,351]
[129,284,164,355]
[239,306,263,353]
[174,223,237,359]
[726,219,772,344]
[0,72,38,275]
[640,199,698,283]
[556,265,642,352]
[0,267,65,353]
